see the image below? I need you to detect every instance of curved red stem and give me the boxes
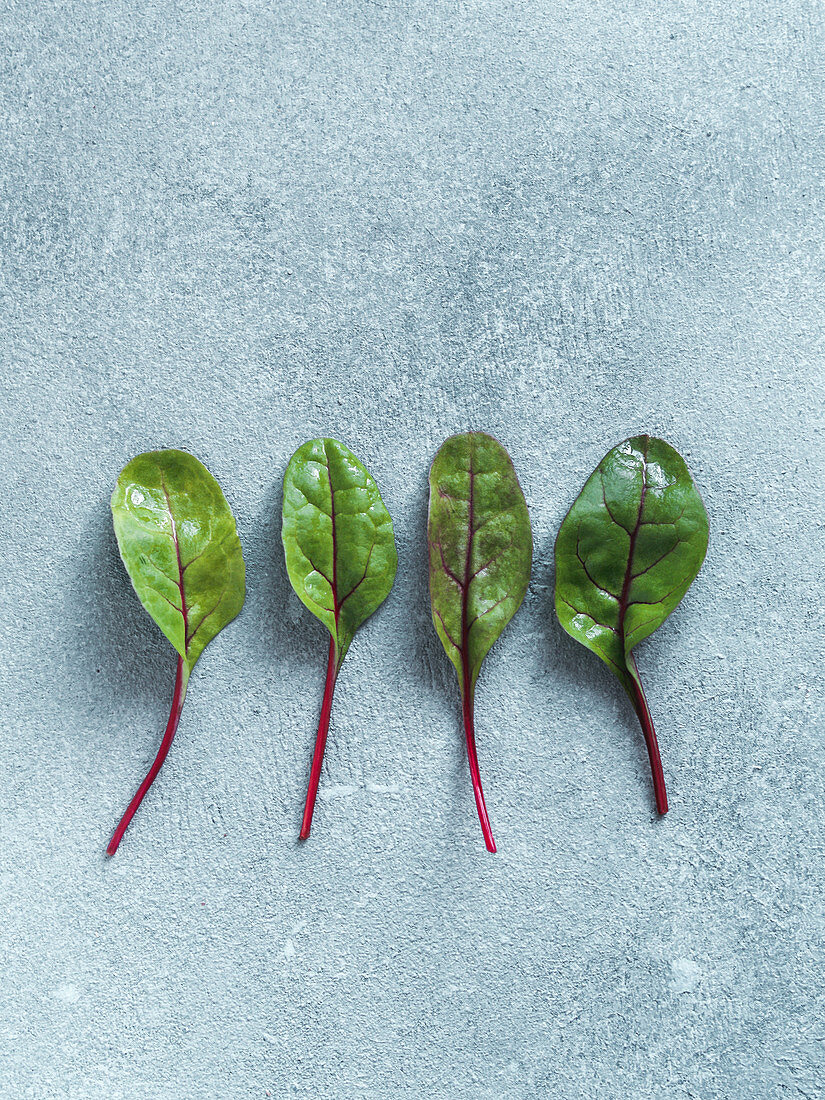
[299,636,339,841]
[461,684,497,853]
[107,656,188,856]
[626,653,668,815]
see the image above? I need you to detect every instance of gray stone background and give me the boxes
[1,1,823,1097]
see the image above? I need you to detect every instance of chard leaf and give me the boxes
[554,435,709,814]
[112,450,246,672]
[108,448,245,854]
[428,432,533,852]
[282,438,397,838]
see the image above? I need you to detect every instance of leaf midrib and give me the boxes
[616,444,648,648]
[160,472,189,648]
[325,441,340,627]
[459,455,476,690]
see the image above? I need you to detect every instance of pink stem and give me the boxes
[461,683,497,853]
[107,656,188,856]
[626,653,668,815]
[299,636,339,841]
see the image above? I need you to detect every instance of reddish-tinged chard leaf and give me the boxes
[555,435,709,814]
[428,432,533,852]
[281,438,397,839]
[108,449,245,854]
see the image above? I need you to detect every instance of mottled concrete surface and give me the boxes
[1,2,823,1097]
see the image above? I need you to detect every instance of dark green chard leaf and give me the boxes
[428,432,532,853]
[282,438,397,839]
[108,449,245,855]
[554,435,709,814]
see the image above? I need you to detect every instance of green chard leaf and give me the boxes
[282,438,397,839]
[428,432,533,852]
[108,449,245,854]
[554,435,709,815]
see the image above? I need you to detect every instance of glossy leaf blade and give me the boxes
[281,438,397,663]
[429,432,533,691]
[111,449,246,672]
[428,432,533,851]
[554,435,709,812]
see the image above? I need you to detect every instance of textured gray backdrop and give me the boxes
[1,1,823,1097]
